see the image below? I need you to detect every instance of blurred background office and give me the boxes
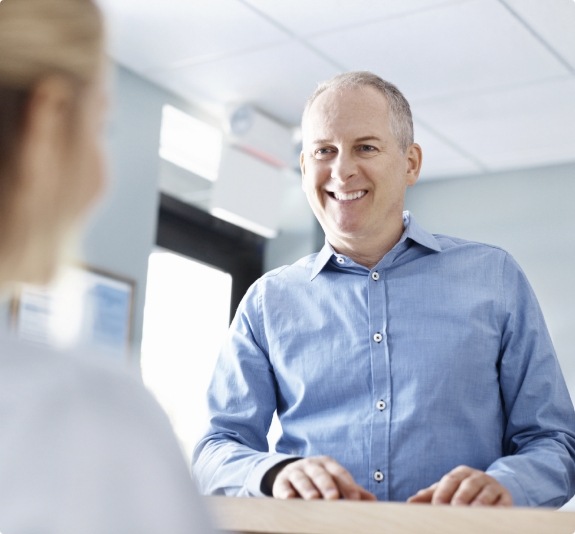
[2,0,574,494]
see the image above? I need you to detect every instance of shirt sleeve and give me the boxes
[192,282,299,496]
[486,253,575,507]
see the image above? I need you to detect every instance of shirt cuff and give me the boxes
[246,453,301,497]
[486,468,529,506]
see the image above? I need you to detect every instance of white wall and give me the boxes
[87,62,314,365]
[79,64,163,365]
[405,162,575,402]
[82,62,222,366]
[263,172,318,272]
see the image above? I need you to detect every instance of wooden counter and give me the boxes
[205,496,575,534]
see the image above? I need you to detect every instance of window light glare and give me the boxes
[159,104,222,182]
[141,250,232,461]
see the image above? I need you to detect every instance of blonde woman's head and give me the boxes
[0,0,103,89]
[0,0,106,287]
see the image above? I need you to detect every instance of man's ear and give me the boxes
[18,75,75,192]
[405,143,422,187]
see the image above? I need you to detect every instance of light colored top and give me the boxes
[0,335,215,534]
[193,212,575,507]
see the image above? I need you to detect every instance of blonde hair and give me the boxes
[0,0,103,88]
[302,71,414,153]
[0,0,104,283]
[0,0,103,172]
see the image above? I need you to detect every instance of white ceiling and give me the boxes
[96,0,575,182]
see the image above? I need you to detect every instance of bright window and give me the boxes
[141,248,231,461]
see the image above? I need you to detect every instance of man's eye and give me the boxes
[359,145,376,152]
[314,147,335,158]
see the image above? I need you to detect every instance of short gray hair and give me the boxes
[302,71,414,152]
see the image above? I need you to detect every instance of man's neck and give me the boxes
[330,227,405,270]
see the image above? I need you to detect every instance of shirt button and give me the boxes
[374,470,384,482]
[373,332,383,343]
[376,400,387,411]
[371,271,379,281]
[336,257,345,264]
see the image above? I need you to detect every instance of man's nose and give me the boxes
[330,152,358,182]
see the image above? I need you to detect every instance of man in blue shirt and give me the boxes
[193,71,575,506]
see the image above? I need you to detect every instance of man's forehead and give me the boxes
[312,85,387,110]
[302,86,390,141]
[304,86,388,123]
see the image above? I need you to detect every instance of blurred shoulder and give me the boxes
[0,336,165,427]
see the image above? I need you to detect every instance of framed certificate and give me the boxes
[11,263,135,360]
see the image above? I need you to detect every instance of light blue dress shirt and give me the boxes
[193,212,575,506]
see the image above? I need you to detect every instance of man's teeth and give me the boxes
[333,190,366,201]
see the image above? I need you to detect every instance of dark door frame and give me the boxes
[155,193,265,320]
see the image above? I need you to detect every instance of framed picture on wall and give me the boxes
[11,263,135,361]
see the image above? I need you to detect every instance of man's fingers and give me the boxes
[495,490,513,507]
[272,480,297,499]
[272,457,342,500]
[289,468,326,499]
[301,460,340,499]
[449,469,490,505]
[407,484,436,503]
[272,464,303,499]
[273,461,324,499]
[431,467,471,504]
[465,481,513,507]
[272,456,374,501]
[450,468,513,506]
[358,487,378,501]
[323,458,375,500]
[407,466,513,507]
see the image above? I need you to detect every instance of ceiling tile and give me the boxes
[414,78,575,171]
[241,0,461,37]
[96,0,289,71]
[147,42,340,126]
[502,0,575,70]
[307,0,571,101]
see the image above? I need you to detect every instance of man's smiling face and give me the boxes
[300,85,418,255]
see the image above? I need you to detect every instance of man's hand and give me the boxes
[407,465,512,506]
[272,456,377,501]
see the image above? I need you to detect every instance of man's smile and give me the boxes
[328,190,367,201]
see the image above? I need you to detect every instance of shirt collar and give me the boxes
[310,211,442,280]
[399,211,442,253]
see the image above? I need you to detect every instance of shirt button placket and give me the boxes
[368,266,388,497]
